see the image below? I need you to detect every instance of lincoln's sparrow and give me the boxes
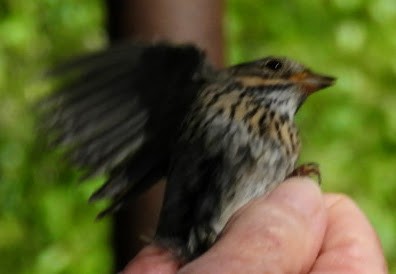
[39,42,335,260]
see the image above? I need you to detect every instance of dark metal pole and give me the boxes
[105,0,224,271]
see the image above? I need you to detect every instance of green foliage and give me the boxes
[0,1,111,273]
[0,0,395,273]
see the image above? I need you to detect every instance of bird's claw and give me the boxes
[287,162,321,184]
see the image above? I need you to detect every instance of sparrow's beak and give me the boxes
[291,70,336,94]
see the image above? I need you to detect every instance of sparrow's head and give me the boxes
[226,56,335,115]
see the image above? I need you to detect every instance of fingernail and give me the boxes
[266,177,322,219]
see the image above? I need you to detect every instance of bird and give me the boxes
[38,41,335,261]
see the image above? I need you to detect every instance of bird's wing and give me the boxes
[155,123,254,259]
[154,139,228,258]
[38,42,211,216]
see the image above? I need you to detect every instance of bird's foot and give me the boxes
[287,162,321,184]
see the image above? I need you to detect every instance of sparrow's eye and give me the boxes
[265,59,282,71]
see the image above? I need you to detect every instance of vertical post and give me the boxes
[105,0,224,271]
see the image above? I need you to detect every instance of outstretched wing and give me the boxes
[38,42,211,216]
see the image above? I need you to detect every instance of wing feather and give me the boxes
[38,42,211,215]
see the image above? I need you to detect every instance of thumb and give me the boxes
[179,177,327,274]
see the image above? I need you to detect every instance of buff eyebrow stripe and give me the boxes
[244,83,293,93]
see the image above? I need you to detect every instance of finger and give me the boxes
[122,245,180,274]
[179,177,327,274]
[310,194,388,274]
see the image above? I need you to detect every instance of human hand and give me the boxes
[122,177,388,274]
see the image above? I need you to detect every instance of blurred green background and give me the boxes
[0,0,395,273]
